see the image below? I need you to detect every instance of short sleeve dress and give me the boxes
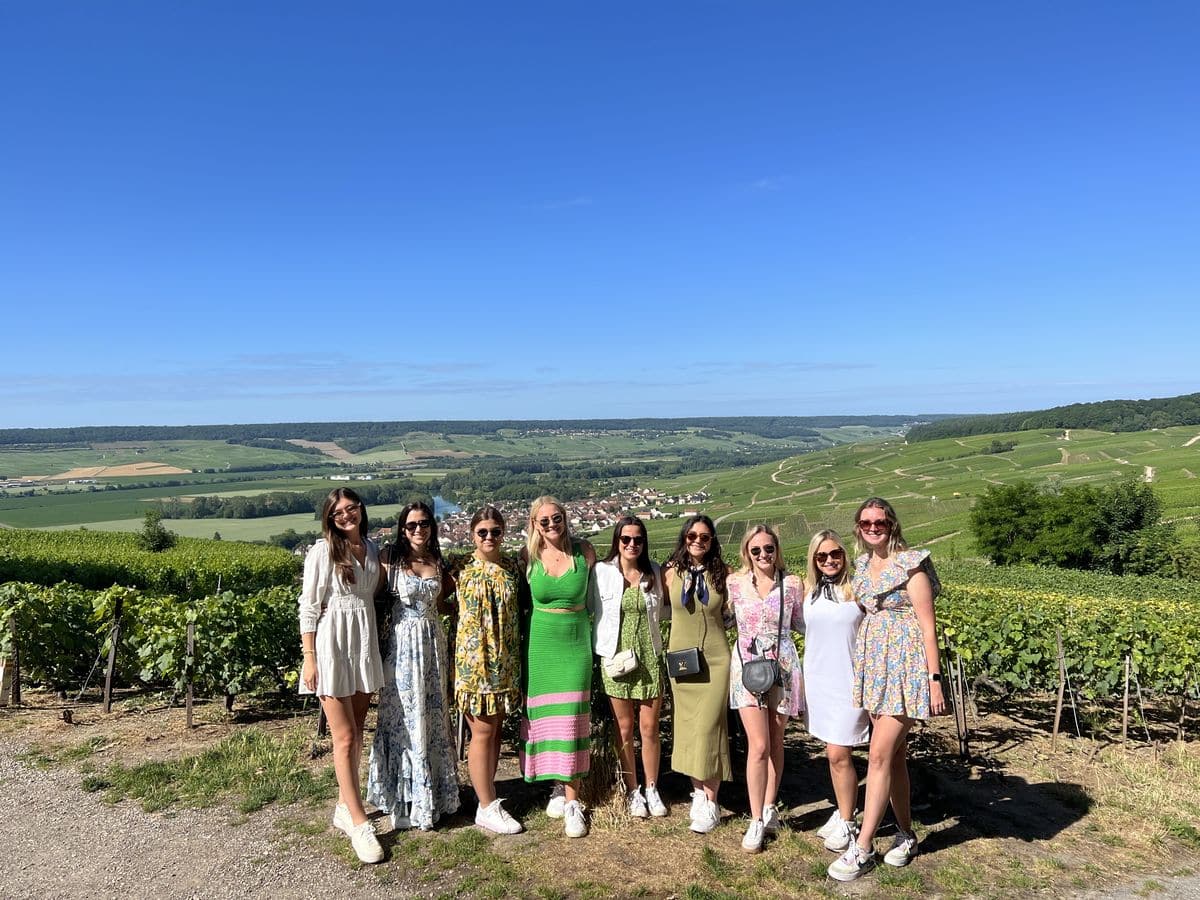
[727,573,805,716]
[452,553,523,716]
[851,549,941,719]
[297,538,384,698]
[801,581,869,746]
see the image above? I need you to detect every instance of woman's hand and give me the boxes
[930,679,946,716]
[301,654,318,693]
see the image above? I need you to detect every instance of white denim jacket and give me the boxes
[589,559,665,658]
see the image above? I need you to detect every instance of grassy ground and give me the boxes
[6,689,1200,898]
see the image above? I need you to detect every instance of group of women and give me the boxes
[298,488,942,883]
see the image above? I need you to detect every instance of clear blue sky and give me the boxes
[3,2,1198,428]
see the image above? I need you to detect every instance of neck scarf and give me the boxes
[812,573,839,604]
[683,566,710,606]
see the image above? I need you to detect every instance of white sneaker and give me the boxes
[690,798,719,834]
[563,800,588,838]
[762,802,780,833]
[825,817,856,852]
[475,799,523,834]
[883,830,919,867]
[546,782,567,818]
[348,820,384,864]
[817,807,855,840]
[628,786,649,819]
[645,784,668,817]
[828,842,876,882]
[332,802,352,834]
[689,789,705,820]
[741,818,765,853]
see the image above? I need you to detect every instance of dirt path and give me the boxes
[1145,466,1155,482]
[287,439,354,461]
[1185,433,1200,447]
[0,737,416,899]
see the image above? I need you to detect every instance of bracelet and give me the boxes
[302,650,316,656]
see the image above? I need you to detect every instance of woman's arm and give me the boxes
[436,565,457,616]
[298,545,325,692]
[907,569,945,715]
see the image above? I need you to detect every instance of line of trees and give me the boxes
[969,477,1195,578]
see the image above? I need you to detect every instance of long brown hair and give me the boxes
[666,513,727,594]
[388,500,443,571]
[320,487,369,585]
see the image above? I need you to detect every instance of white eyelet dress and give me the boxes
[298,538,385,698]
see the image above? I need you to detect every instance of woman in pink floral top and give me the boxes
[828,498,944,883]
[726,524,805,854]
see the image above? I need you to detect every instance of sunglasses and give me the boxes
[685,531,712,545]
[403,519,433,533]
[475,527,503,539]
[537,513,565,528]
[815,549,845,564]
[331,503,361,520]
[619,534,644,547]
[749,545,776,558]
[857,518,890,533]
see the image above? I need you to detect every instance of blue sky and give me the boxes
[2,2,1198,428]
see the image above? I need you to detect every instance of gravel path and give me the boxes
[0,738,416,899]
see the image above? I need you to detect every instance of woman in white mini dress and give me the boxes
[801,529,869,853]
[299,488,385,864]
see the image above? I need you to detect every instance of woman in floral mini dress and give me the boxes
[828,498,945,882]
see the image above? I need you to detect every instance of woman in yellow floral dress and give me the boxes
[453,505,526,834]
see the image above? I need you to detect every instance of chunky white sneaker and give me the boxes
[563,800,588,838]
[546,782,567,818]
[741,818,765,853]
[762,802,780,833]
[689,789,705,820]
[690,798,719,834]
[475,798,523,834]
[817,807,855,840]
[828,842,876,882]
[348,820,384,864]
[628,786,649,819]
[824,817,856,852]
[645,784,668,817]
[883,830,919,867]
[332,802,352,834]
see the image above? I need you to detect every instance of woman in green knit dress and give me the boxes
[591,515,669,818]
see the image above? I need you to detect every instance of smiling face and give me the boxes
[329,496,363,540]
[403,508,434,551]
[472,518,504,558]
[684,521,713,564]
[814,539,846,577]
[535,503,566,545]
[746,529,778,578]
[856,504,893,551]
[617,523,645,563]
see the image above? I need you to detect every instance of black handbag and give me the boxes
[666,646,702,679]
[739,572,785,697]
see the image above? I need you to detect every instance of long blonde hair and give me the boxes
[737,523,786,577]
[524,495,574,577]
[805,529,853,601]
[853,497,908,557]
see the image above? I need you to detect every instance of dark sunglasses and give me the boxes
[749,545,776,558]
[857,518,890,532]
[475,527,503,539]
[403,519,433,533]
[619,534,644,546]
[815,549,845,564]
[685,531,712,545]
[537,513,565,528]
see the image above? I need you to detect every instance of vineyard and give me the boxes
[0,527,1193,727]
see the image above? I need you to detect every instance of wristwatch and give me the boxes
[928,672,942,682]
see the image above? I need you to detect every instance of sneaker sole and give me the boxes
[828,861,875,882]
[546,807,565,819]
[741,842,763,854]
[884,852,917,867]
[824,835,852,852]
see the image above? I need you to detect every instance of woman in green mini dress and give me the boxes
[590,515,669,818]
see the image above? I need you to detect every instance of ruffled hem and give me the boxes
[456,689,520,716]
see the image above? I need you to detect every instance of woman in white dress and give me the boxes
[299,488,385,863]
[367,501,460,831]
[801,529,870,854]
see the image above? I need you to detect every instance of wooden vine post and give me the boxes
[102,591,125,714]
[9,615,20,706]
[1052,629,1067,751]
[1122,655,1131,745]
[185,620,196,729]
